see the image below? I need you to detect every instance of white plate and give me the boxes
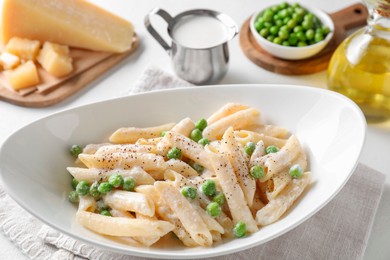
[0,84,366,259]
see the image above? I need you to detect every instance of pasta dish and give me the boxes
[66,103,311,247]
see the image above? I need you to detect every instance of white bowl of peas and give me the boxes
[250,2,334,60]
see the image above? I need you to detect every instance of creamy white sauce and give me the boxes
[172,15,228,49]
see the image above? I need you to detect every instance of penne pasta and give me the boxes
[95,144,157,155]
[256,172,312,226]
[103,190,155,217]
[135,137,163,146]
[154,181,213,247]
[251,135,303,182]
[205,146,258,233]
[162,131,213,170]
[76,211,174,237]
[78,152,167,172]
[234,130,287,148]
[266,151,307,200]
[135,185,198,247]
[221,127,256,207]
[83,143,112,154]
[246,124,289,138]
[203,108,260,141]
[66,166,155,185]
[166,159,199,178]
[207,103,249,125]
[109,123,175,144]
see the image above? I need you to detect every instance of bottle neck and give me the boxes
[366,1,390,39]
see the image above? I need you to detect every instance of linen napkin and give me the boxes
[0,65,386,260]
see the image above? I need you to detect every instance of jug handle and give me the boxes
[145,8,173,52]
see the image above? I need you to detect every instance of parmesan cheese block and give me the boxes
[2,0,134,53]
[5,37,41,61]
[38,42,73,77]
[4,61,40,90]
[0,52,20,69]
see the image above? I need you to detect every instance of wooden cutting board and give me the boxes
[0,34,139,107]
[240,3,368,75]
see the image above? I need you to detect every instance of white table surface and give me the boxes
[0,0,389,259]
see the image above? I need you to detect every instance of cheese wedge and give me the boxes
[0,52,20,70]
[2,0,134,53]
[38,42,73,77]
[4,61,40,90]
[5,37,41,61]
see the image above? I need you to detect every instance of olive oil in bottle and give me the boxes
[327,0,390,122]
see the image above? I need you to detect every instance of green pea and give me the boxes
[76,181,89,196]
[278,29,289,40]
[263,22,273,28]
[297,41,308,47]
[302,20,312,30]
[278,9,289,19]
[287,19,296,29]
[273,14,280,21]
[304,13,314,21]
[273,37,283,45]
[289,164,303,178]
[270,25,279,36]
[108,173,123,188]
[293,3,302,9]
[213,192,226,205]
[286,7,294,16]
[293,25,303,33]
[296,31,306,41]
[161,130,167,137]
[190,128,203,142]
[98,182,112,194]
[201,179,216,196]
[195,118,207,131]
[279,2,288,9]
[271,6,280,13]
[198,138,210,146]
[233,221,247,238]
[283,17,291,25]
[69,144,82,158]
[123,176,136,191]
[265,145,279,154]
[191,162,204,173]
[305,29,315,40]
[275,20,283,27]
[260,28,269,38]
[89,182,100,198]
[100,209,112,217]
[255,20,265,31]
[206,202,221,217]
[68,191,79,203]
[250,165,265,179]
[267,35,275,42]
[181,186,197,199]
[256,17,264,23]
[314,32,324,43]
[282,41,290,46]
[294,7,306,16]
[244,141,256,156]
[322,26,331,35]
[167,147,182,159]
[288,33,298,45]
[292,13,304,23]
[71,178,79,189]
[263,13,273,23]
